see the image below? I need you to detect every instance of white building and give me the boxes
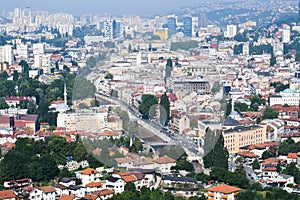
[77,168,102,186]
[33,43,45,55]
[17,43,28,59]
[0,45,13,65]
[226,25,237,38]
[282,29,291,44]
[104,19,113,39]
[105,176,125,194]
[37,186,56,200]
[269,89,300,106]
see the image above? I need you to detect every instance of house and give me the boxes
[3,178,32,190]
[85,189,114,200]
[38,186,56,200]
[1,141,15,155]
[207,184,240,200]
[85,181,103,193]
[105,176,125,194]
[154,155,177,174]
[68,185,86,198]
[78,168,102,185]
[162,176,197,186]
[59,177,76,188]
[23,187,43,200]
[0,190,16,200]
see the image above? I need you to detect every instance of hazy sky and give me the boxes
[2,0,198,16]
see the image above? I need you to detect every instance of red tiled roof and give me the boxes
[38,186,56,193]
[81,168,99,175]
[237,151,259,158]
[58,195,75,200]
[288,153,297,159]
[92,189,114,196]
[154,155,176,164]
[99,130,120,137]
[122,175,137,182]
[208,184,240,194]
[0,190,16,199]
[85,181,102,188]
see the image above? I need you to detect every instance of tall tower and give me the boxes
[64,83,67,105]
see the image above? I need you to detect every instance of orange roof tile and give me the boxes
[85,181,102,188]
[117,171,132,176]
[92,189,114,196]
[237,151,259,158]
[0,190,16,199]
[38,186,56,193]
[208,184,241,194]
[122,175,137,182]
[81,168,99,175]
[99,130,120,137]
[58,195,75,200]
[85,194,98,200]
[154,155,176,164]
[288,153,297,159]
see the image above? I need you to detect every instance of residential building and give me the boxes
[0,190,16,200]
[207,184,240,200]
[153,28,168,40]
[78,168,102,185]
[105,176,125,194]
[223,125,267,153]
[226,25,237,38]
[38,186,56,200]
[0,45,13,65]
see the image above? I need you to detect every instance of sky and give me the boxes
[1,0,198,16]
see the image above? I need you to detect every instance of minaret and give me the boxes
[231,98,234,113]
[64,82,67,105]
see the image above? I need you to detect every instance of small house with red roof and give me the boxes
[78,168,102,185]
[0,190,16,200]
[207,184,240,200]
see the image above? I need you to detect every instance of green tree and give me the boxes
[252,158,260,170]
[138,94,158,119]
[13,70,19,81]
[159,92,170,125]
[105,73,113,80]
[203,129,229,169]
[283,162,300,184]
[0,98,9,109]
[262,107,279,119]
[73,143,88,162]
[124,182,136,192]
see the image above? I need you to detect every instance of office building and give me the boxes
[223,125,267,153]
[183,17,192,37]
[269,89,300,106]
[167,16,177,32]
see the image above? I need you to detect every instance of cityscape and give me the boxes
[0,0,300,199]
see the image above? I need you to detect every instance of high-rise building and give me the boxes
[104,19,113,39]
[198,14,207,28]
[298,1,300,18]
[0,45,13,65]
[167,16,177,33]
[183,17,192,37]
[226,25,237,38]
[282,29,291,43]
[113,20,121,38]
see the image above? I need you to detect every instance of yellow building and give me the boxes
[223,125,266,153]
[208,184,240,200]
[153,28,168,40]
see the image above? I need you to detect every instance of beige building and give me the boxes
[57,112,107,132]
[208,184,240,200]
[172,114,190,134]
[223,125,266,153]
